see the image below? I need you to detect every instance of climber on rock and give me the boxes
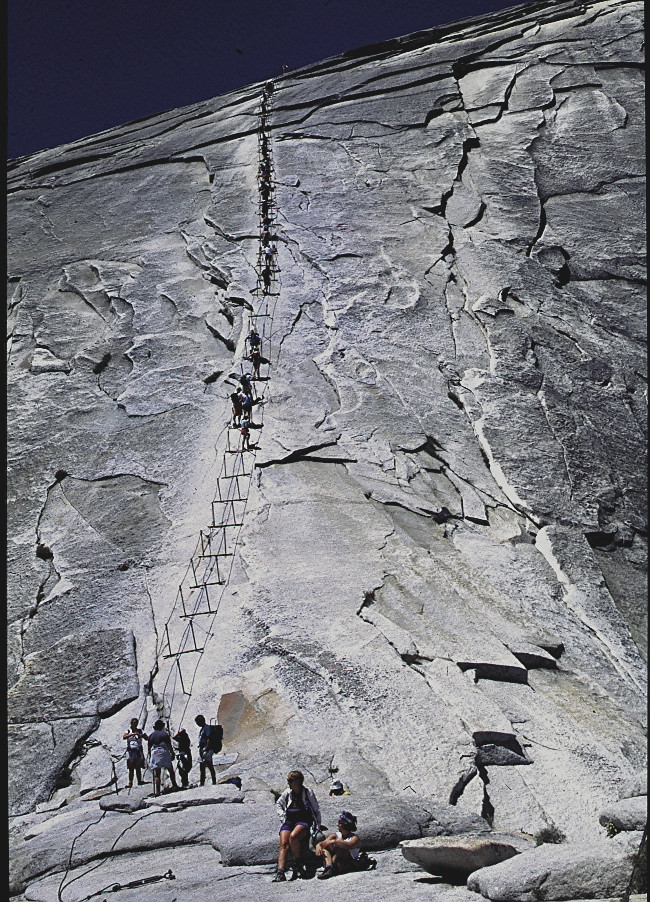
[230,390,243,427]
[195,714,217,786]
[241,391,254,424]
[273,770,321,882]
[248,347,262,380]
[315,810,361,879]
[123,717,148,788]
[240,416,251,451]
[262,264,272,294]
[239,372,253,396]
[247,328,261,351]
[147,720,178,796]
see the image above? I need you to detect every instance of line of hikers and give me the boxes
[227,327,266,450]
[122,714,227,797]
[257,82,280,297]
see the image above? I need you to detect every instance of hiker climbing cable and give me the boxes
[262,264,272,294]
[230,390,243,427]
[240,416,251,451]
[123,718,148,787]
[172,728,192,788]
[148,719,178,796]
[239,373,253,396]
[273,770,321,882]
[316,811,361,879]
[247,328,261,351]
[240,391,254,424]
[248,347,261,380]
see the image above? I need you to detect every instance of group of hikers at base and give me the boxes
[273,769,376,882]
[123,714,224,796]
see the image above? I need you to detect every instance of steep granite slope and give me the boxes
[7,0,646,897]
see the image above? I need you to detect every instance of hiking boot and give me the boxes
[272,869,286,882]
[289,864,303,881]
[318,866,334,880]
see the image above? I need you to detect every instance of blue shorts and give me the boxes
[280,820,310,834]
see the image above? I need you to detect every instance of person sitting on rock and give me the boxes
[316,810,361,879]
[273,770,321,882]
[123,718,148,788]
[147,720,178,796]
[172,728,192,788]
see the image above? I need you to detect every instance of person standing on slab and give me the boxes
[195,714,217,786]
[147,720,178,796]
[123,718,148,788]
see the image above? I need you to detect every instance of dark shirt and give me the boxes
[148,729,171,749]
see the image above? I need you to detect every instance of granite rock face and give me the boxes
[7,0,646,898]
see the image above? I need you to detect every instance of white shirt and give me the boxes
[336,831,360,859]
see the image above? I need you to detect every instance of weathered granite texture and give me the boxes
[466,831,645,900]
[7,0,646,898]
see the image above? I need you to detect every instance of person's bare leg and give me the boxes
[278,830,291,871]
[289,825,308,864]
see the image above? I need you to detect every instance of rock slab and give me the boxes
[400,832,532,875]
[467,833,644,901]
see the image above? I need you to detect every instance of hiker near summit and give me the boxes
[123,718,148,787]
[273,770,321,882]
[315,810,361,879]
[147,720,178,796]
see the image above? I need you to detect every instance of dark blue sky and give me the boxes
[8,0,528,160]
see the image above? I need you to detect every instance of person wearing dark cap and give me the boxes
[315,811,360,879]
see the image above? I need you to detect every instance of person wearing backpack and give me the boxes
[172,728,192,788]
[230,391,243,428]
[273,770,321,882]
[123,718,148,788]
[195,714,223,786]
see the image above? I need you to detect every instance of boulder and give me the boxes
[620,771,647,800]
[400,833,533,876]
[599,797,647,832]
[467,832,643,901]
[213,810,280,866]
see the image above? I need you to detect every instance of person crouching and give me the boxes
[315,810,360,879]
